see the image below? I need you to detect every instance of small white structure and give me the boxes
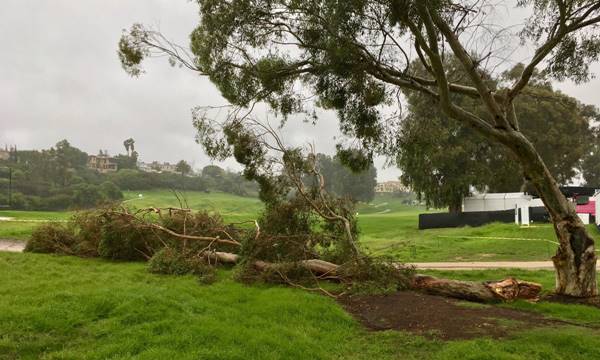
[516,204,530,225]
[463,193,532,212]
[578,213,590,225]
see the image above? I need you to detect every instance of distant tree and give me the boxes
[123,138,135,156]
[398,63,595,212]
[100,181,124,200]
[113,154,137,170]
[316,153,377,202]
[71,183,104,208]
[201,165,225,179]
[175,160,192,176]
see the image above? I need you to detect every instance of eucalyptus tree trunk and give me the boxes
[503,131,597,297]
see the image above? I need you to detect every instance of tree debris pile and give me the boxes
[24,206,240,261]
[25,196,419,296]
[25,204,542,302]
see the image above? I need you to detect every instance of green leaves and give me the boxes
[118,24,150,77]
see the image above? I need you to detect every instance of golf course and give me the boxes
[1,190,600,359]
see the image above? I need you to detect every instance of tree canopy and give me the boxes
[175,160,192,176]
[119,0,600,296]
[316,153,377,202]
[398,63,598,211]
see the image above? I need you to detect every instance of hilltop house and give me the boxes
[375,181,409,193]
[87,152,117,173]
[0,145,17,161]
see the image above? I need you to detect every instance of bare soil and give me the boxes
[338,291,562,340]
[0,240,25,252]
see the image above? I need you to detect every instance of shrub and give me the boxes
[234,261,313,285]
[42,194,73,210]
[70,210,103,257]
[159,210,240,253]
[338,257,415,295]
[148,248,216,283]
[25,223,76,254]
[100,181,123,201]
[97,214,158,261]
[71,183,105,208]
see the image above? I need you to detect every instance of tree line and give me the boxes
[0,140,377,210]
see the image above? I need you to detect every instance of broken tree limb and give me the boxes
[411,274,542,302]
[202,251,541,303]
[202,251,339,276]
[146,223,241,246]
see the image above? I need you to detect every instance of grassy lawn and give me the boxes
[121,190,263,223]
[2,191,597,262]
[1,251,600,359]
[0,211,71,241]
[0,191,261,241]
[358,194,600,262]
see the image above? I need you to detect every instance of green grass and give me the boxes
[358,194,600,262]
[1,191,597,262]
[122,190,263,223]
[2,252,600,359]
[0,191,261,241]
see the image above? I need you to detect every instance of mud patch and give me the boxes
[339,291,560,340]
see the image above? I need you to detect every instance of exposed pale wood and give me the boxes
[412,274,542,303]
[203,251,541,303]
[202,251,338,276]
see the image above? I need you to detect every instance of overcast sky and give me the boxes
[1,1,599,181]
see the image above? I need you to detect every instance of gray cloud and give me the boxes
[0,1,598,182]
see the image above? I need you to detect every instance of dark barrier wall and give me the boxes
[419,210,515,229]
[529,206,550,223]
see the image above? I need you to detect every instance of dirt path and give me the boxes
[407,261,600,270]
[0,240,25,252]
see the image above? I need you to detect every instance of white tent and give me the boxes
[463,193,533,212]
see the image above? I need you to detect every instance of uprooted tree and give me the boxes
[118,1,600,297]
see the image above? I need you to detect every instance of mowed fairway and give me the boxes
[1,252,600,359]
[2,190,598,262]
[121,190,263,223]
[358,194,600,262]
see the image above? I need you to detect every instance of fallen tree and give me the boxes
[411,275,542,302]
[26,205,543,303]
[203,249,541,302]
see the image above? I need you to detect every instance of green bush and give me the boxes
[100,181,124,200]
[338,257,415,295]
[70,210,103,257]
[25,223,76,254]
[97,215,158,261]
[148,248,216,283]
[71,183,105,208]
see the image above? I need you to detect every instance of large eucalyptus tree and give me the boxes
[119,0,600,297]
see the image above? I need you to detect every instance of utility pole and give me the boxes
[8,167,12,208]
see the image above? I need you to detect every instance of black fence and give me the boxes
[419,209,515,229]
[529,206,551,223]
[418,206,564,229]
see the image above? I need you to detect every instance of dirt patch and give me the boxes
[338,291,560,340]
[0,240,25,253]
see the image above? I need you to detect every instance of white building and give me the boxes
[463,193,532,212]
[375,181,409,193]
